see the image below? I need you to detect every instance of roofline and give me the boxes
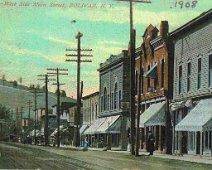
[82,91,99,99]
[169,9,212,38]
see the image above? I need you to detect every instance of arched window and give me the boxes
[114,83,118,109]
[104,87,107,111]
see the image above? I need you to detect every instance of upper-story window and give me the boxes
[114,83,118,109]
[141,67,144,94]
[103,87,108,111]
[161,59,165,88]
[119,90,121,109]
[197,58,201,89]
[147,65,150,90]
[209,55,212,87]
[179,65,182,94]
[187,62,191,92]
[95,103,98,119]
[101,96,103,112]
[135,70,138,95]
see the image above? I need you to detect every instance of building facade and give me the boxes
[80,92,99,145]
[136,21,174,153]
[82,92,99,125]
[84,50,130,149]
[170,9,212,156]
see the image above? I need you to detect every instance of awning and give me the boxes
[175,99,212,132]
[143,64,157,78]
[83,118,106,135]
[50,125,64,137]
[80,124,89,135]
[170,101,185,111]
[139,101,166,128]
[28,129,40,137]
[96,115,120,134]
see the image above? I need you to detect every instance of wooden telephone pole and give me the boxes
[47,68,68,148]
[30,86,43,145]
[115,0,151,155]
[37,74,56,146]
[65,32,92,147]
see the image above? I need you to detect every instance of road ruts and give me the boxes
[0,142,116,170]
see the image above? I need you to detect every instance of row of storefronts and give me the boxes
[79,9,212,156]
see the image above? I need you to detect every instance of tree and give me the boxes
[18,77,23,84]
[61,90,66,97]
[13,80,18,87]
[36,84,40,89]
[2,75,6,85]
[0,105,16,141]
[55,89,66,97]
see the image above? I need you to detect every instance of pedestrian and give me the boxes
[181,133,187,154]
[147,130,155,156]
[83,137,88,151]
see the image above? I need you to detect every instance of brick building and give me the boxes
[169,9,212,156]
[136,21,174,153]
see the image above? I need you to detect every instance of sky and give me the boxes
[0,0,211,98]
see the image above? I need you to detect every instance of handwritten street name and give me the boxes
[0,1,113,9]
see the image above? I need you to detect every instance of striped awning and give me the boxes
[83,118,106,135]
[175,99,212,132]
[96,115,120,134]
[80,124,89,135]
[139,101,166,127]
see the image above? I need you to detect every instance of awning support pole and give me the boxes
[200,131,203,155]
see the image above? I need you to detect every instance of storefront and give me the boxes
[175,99,212,156]
[83,115,121,148]
[139,101,166,151]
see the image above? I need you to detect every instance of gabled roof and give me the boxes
[142,24,159,38]
[169,9,212,38]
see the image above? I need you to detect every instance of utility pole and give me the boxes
[19,106,24,142]
[37,74,56,146]
[30,86,43,145]
[135,49,143,156]
[115,0,151,156]
[27,100,32,119]
[26,100,32,139]
[65,32,92,147]
[47,68,68,148]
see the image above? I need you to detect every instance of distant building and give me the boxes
[169,9,212,156]
[136,21,174,153]
[84,50,130,149]
[82,92,99,125]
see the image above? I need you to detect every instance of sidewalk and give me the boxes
[60,144,212,165]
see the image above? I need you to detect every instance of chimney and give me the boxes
[160,21,169,38]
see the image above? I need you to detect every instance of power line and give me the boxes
[65,32,92,147]
[47,68,68,148]
[37,74,56,146]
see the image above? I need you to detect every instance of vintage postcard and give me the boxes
[0,0,211,169]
